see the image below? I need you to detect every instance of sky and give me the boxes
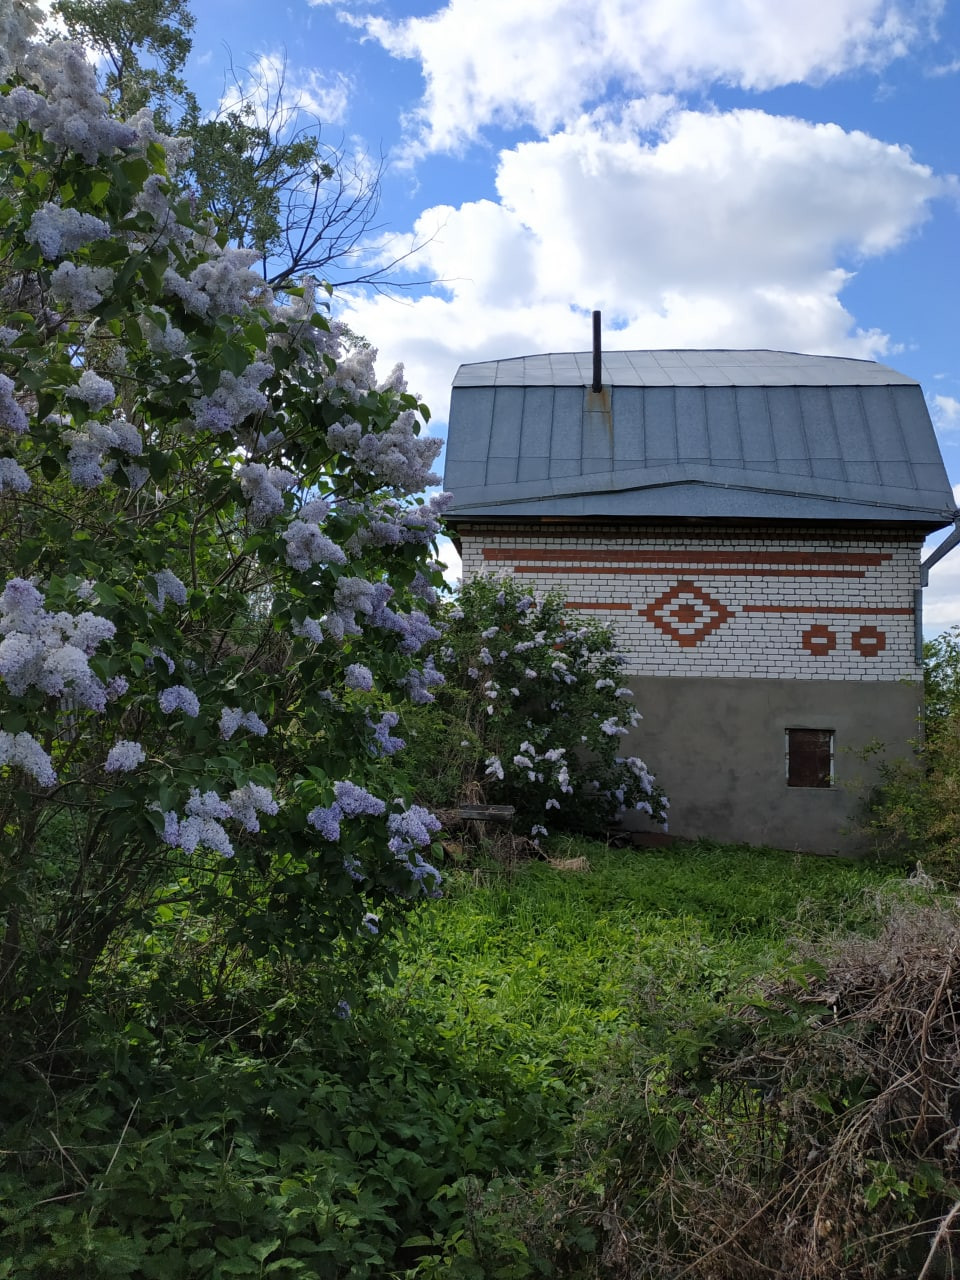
[177,1,960,628]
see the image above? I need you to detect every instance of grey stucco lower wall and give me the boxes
[622,677,923,855]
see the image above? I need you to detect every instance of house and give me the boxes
[442,345,957,854]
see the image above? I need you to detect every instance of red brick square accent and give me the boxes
[851,626,887,657]
[802,625,837,655]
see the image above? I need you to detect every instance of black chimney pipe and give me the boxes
[591,310,602,392]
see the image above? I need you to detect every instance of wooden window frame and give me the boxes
[785,728,835,788]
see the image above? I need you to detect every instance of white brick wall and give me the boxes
[459,523,923,682]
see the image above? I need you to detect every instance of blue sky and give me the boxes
[180,0,960,626]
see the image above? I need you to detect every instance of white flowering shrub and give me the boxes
[415,575,668,840]
[0,0,448,1040]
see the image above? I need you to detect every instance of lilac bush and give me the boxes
[414,575,668,840]
[0,0,446,1036]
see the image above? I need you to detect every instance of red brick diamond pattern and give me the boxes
[643,581,733,648]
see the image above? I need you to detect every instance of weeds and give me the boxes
[483,880,960,1279]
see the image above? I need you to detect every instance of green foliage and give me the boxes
[406,575,667,839]
[0,17,446,1061]
[50,0,399,289]
[862,624,960,882]
[0,840,893,1279]
[924,623,960,725]
[52,0,196,125]
[384,842,893,1081]
[0,837,903,1279]
[185,110,322,267]
[469,878,959,1280]
[0,1000,568,1278]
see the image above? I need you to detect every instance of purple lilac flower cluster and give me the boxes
[387,805,442,898]
[367,711,405,757]
[219,706,269,740]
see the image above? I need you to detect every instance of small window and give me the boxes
[785,729,834,788]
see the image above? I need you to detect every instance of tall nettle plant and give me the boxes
[0,0,446,1045]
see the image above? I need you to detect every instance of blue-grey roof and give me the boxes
[443,349,955,527]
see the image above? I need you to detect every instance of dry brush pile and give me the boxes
[492,885,960,1279]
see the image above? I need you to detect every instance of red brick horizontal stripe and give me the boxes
[511,566,868,578]
[742,605,914,615]
[483,548,891,566]
[564,601,632,610]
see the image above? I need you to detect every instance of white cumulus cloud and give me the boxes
[931,393,960,431]
[340,107,951,419]
[217,51,351,129]
[355,0,944,153]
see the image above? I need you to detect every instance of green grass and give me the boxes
[386,839,898,1082]
[0,838,906,1279]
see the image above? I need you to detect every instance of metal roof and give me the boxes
[443,349,955,527]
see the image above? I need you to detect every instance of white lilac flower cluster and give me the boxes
[50,261,114,312]
[551,657,577,686]
[0,728,56,787]
[599,705,643,736]
[511,741,572,804]
[619,756,660,816]
[3,41,137,161]
[484,755,504,781]
[60,415,142,488]
[0,577,115,710]
[24,203,111,259]
[218,706,268,741]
